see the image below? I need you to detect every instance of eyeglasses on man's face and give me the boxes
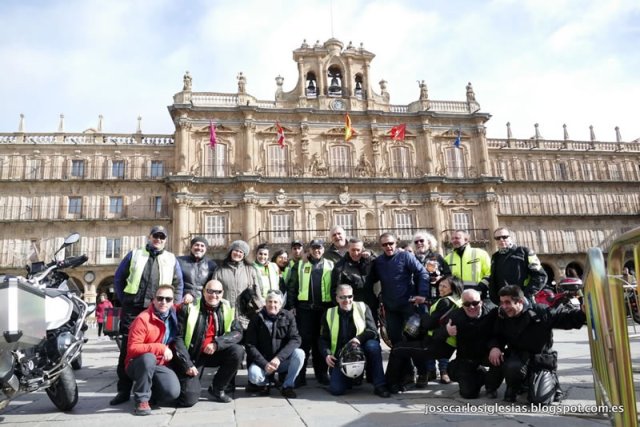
[152,233,167,240]
[155,296,173,303]
[462,300,481,307]
[494,235,509,241]
[205,289,223,295]
[338,295,354,300]
[414,239,424,244]
[381,241,396,247]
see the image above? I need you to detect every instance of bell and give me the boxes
[307,79,316,92]
[355,81,362,91]
[329,76,340,93]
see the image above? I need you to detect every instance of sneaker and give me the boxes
[281,387,297,399]
[439,370,451,384]
[415,374,429,389]
[389,384,406,394]
[109,392,130,406]
[553,388,564,403]
[134,401,151,416]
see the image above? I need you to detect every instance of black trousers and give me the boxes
[448,357,504,398]
[296,306,328,379]
[176,344,245,407]
[116,306,145,394]
[386,339,455,387]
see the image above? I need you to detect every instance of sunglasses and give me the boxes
[414,239,424,244]
[381,242,396,247]
[462,300,481,307]
[152,233,167,240]
[205,289,223,295]
[155,296,173,303]
[494,235,509,241]
[338,295,354,300]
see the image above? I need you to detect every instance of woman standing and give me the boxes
[95,293,113,339]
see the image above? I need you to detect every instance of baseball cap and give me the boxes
[150,225,168,237]
[309,239,324,248]
[291,239,303,247]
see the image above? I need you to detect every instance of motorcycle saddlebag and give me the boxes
[0,276,46,350]
[104,307,121,335]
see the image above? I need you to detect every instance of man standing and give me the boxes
[125,285,181,416]
[178,236,217,305]
[324,225,348,263]
[174,280,244,405]
[245,289,305,399]
[253,243,281,297]
[282,240,304,289]
[367,232,429,345]
[111,225,183,406]
[443,229,491,298]
[488,285,585,404]
[445,289,502,398]
[330,238,377,317]
[287,239,334,385]
[488,227,547,305]
[319,284,390,397]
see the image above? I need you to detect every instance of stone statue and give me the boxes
[183,71,192,91]
[466,82,476,103]
[356,153,373,176]
[237,72,246,94]
[419,80,428,100]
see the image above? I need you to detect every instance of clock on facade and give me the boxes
[83,271,96,283]
[330,99,346,110]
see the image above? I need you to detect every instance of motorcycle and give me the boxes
[535,277,583,309]
[0,233,94,412]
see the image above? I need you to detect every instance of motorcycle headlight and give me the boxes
[56,332,73,357]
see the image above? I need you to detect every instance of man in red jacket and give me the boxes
[125,285,180,416]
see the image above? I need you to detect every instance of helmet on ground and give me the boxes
[339,343,366,379]
[403,313,422,339]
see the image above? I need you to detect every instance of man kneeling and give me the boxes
[174,280,244,406]
[245,289,305,398]
[319,284,390,397]
[125,285,181,416]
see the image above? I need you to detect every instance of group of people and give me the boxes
[107,224,585,415]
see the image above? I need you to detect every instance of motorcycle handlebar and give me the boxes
[59,255,88,269]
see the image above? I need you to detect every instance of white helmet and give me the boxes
[339,343,366,379]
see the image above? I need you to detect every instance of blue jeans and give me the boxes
[248,348,305,389]
[329,340,386,395]
[426,358,449,372]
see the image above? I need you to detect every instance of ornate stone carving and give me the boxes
[338,186,350,205]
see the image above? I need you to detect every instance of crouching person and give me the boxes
[174,280,244,406]
[488,285,586,404]
[319,284,390,398]
[245,289,305,398]
[125,285,180,416]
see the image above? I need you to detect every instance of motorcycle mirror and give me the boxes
[86,303,96,316]
[54,232,81,257]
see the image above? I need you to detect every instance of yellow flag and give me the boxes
[344,113,353,142]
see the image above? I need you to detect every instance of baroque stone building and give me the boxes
[1,38,638,302]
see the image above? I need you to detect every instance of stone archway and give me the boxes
[565,261,584,278]
[96,276,118,306]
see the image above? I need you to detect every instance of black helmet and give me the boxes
[403,313,422,339]
[338,343,366,379]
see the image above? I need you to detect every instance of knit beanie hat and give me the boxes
[190,236,209,247]
[229,240,250,256]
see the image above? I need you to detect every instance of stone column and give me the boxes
[174,119,192,175]
[242,190,258,247]
[173,197,190,254]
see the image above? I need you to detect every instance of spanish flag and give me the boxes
[344,113,353,142]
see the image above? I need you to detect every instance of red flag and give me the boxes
[276,121,285,148]
[344,113,353,142]
[389,124,406,141]
[209,121,217,149]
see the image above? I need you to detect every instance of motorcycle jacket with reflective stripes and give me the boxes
[444,245,491,289]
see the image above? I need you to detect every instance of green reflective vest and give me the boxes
[184,298,234,350]
[123,248,176,295]
[297,259,333,303]
[428,295,462,347]
[254,262,280,298]
[326,301,367,354]
[444,247,491,288]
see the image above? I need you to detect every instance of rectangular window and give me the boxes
[109,196,123,214]
[205,214,227,247]
[527,162,538,180]
[582,163,594,180]
[334,212,356,236]
[608,164,621,180]
[555,163,568,180]
[27,159,42,179]
[564,230,578,253]
[268,145,288,177]
[445,148,465,178]
[106,238,122,259]
[154,196,163,215]
[390,147,410,177]
[394,211,415,240]
[207,144,227,177]
[71,160,85,178]
[150,161,164,178]
[271,213,292,244]
[330,146,351,177]
[66,241,82,257]
[452,211,472,232]
[68,197,82,214]
[112,160,125,178]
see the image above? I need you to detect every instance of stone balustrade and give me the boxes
[0,132,174,146]
[487,138,640,152]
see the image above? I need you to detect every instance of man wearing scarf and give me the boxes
[125,285,181,416]
[174,280,244,406]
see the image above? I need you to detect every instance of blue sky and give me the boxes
[1,0,639,141]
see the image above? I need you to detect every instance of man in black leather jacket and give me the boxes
[178,236,218,305]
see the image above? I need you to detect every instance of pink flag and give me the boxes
[276,121,285,148]
[209,121,217,149]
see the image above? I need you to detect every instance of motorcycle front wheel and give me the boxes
[46,365,79,411]
[71,352,82,370]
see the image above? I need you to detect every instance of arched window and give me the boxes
[354,74,364,99]
[305,71,317,98]
[327,65,343,97]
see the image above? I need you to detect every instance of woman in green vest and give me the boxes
[385,276,463,393]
